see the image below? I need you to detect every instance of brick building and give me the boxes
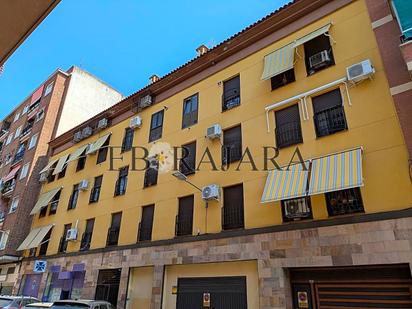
[0,66,123,293]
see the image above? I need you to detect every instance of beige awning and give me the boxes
[261,43,295,80]
[292,23,332,48]
[86,133,110,155]
[52,154,70,175]
[17,225,53,251]
[67,144,89,163]
[39,157,59,175]
[30,187,62,215]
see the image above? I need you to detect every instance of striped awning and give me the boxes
[39,157,59,175]
[292,23,332,48]
[261,43,295,80]
[30,187,62,215]
[17,224,53,251]
[67,144,89,163]
[86,133,110,155]
[52,154,70,175]
[2,165,21,182]
[261,162,309,203]
[308,148,363,195]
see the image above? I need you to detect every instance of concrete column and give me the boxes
[151,265,165,309]
[116,266,130,309]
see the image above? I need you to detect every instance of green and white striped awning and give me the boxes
[261,43,295,80]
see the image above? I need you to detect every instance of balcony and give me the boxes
[275,121,303,149]
[80,232,92,251]
[106,228,119,246]
[20,124,33,141]
[175,215,193,237]
[12,150,25,165]
[137,222,152,242]
[1,180,16,198]
[58,236,68,253]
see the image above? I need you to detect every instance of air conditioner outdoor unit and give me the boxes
[79,179,89,191]
[130,116,142,129]
[140,95,152,108]
[73,131,83,142]
[97,118,109,129]
[309,50,331,69]
[82,127,93,138]
[66,228,78,241]
[346,59,375,83]
[206,124,222,140]
[201,184,220,201]
[39,172,49,183]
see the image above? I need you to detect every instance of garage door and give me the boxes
[176,276,247,309]
[291,264,412,309]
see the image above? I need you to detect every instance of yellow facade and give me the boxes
[28,0,412,257]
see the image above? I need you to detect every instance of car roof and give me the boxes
[0,295,39,300]
[53,300,110,305]
[27,302,53,307]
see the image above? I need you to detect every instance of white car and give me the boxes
[0,296,40,308]
[51,300,113,309]
[24,303,53,308]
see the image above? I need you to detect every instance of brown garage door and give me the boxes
[291,264,412,309]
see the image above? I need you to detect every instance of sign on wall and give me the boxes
[203,292,211,307]
[33,260,47,273]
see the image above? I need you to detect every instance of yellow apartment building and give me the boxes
[15,0,412,308]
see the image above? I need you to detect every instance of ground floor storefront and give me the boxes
[15,214,412,308]
[0,261,19,295]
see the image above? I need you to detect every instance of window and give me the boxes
[14,126,22,139]
[90,175,103,203]
[149,110,164,142]
[304,33,335,75]
[5,133,13,145]
[80,218,94,251]
[44,82,54,96]
[107,212,122,246]
[114,166,128,196]
[97,136,110,164]
[176,195,194,237]
[59,224,71,253]
[0,231,9,250]
[49,191,61,215]
[143,159,158,188]
[13,112,20,123]
[76,149,87,171]
[222,75,240,111]
[180,141,196,175]
[182,94,199,128]
[19,163,30,180]
[35,109,45,122]
[38,228,52,256]
[275,104,302,148]
[6,267,15,275]
[39,206,48,218]
[22,106,29,114]
[47,162,57,183]
[9,197,19,213]
[138,205,154,242]
[281,197,312,222]
[13,142,26,164]
[326,188,364,216]
[68,184,80,210]
[271,69,295,91]
[22,119,34,137]
[58,164,67,179]
[312,89,347,138]
[222,184,244,230]
[121,127,134,152]
[222,125,242,165]
[28,133,38,150]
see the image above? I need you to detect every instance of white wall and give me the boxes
[56,67,123,136]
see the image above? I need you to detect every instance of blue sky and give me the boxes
[0,0,290,119]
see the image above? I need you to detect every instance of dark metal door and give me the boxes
[95,268,121,307]
[176,276,247,309]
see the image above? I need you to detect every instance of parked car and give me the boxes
[51,300,113,309]
[0,296,40,308]
[24,303,53,308]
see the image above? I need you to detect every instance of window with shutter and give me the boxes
[222,75,241,111]
[138,205,154,242]
[312,89,347,137]
[115,166,128,196]
[81,218,95,251]
[222,184,244,230]
[176,195,194,236]
[275,104,303,148]
[222,125,242,164]
[97,136,110,164]
[182,94,199,128]
[107,212,122,246]
[121,127,134,152]
[90,175,103,203]
[76,149,87,172]
[304,33,335,75]
[68,184,80,210]
[180,142,196,175]
[144,160,158,188]
[149,110,164,142]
